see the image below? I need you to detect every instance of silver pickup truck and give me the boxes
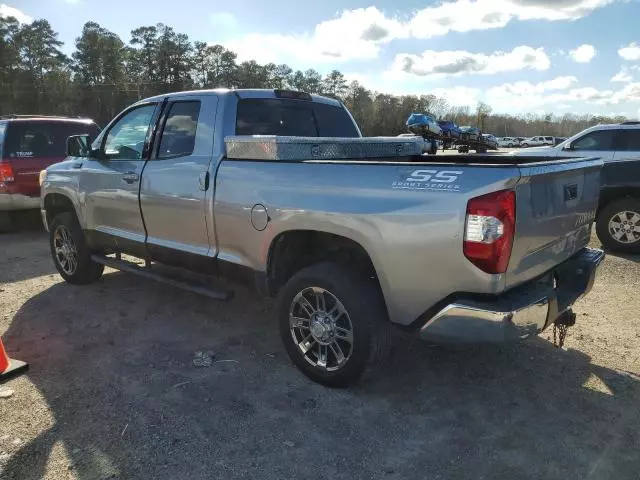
[40,89,604,387]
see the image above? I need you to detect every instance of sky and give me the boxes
[2,0,640,116]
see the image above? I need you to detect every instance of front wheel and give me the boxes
[49,212,104,284]
[596,198,640,253]
[277,262,390,388]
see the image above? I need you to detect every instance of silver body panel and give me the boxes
[41,89,604,332]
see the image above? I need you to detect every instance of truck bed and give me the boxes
[214,154,603,325]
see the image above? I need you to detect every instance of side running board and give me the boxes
[91,254,233,301]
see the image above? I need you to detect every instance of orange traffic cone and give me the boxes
[0,337,28,383]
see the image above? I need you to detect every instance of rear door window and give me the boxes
[618,129,640,152]
[235,99,359,137]
[4,121,100,159]
[157,101,201,159]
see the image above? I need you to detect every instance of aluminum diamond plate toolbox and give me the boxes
[224,135,423,161]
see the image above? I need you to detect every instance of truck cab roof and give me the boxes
[134,89,343,108]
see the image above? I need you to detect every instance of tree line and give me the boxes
[0,16,628,137]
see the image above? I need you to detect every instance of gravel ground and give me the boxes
[1,218,639,480]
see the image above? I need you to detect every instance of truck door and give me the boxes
[139,95,218,265]
[82,102,160,254]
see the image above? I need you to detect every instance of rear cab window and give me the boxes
[157,101,201,159]
[3,121,100,160]
[235,98,359,138]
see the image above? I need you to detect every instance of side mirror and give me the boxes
[563,142,574,151]
[66,134,91,157]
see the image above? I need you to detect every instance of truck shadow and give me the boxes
[2,274,640,480]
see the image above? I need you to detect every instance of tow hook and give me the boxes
[553,309,577,348]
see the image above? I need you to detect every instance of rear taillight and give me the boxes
[0,162,15,183]
[464,189,516,274]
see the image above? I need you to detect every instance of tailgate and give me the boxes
[506,157,602,288]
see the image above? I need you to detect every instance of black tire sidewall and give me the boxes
[596,198,640,253]
[277,262,386,388]
[49,212,103,284]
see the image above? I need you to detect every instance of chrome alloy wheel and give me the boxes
[608,210,640,244]
[53,224,78,275]
[289,287,354,372]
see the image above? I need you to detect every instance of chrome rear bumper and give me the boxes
[419,248,605,344]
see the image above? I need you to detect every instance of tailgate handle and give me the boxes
[564,184,578,201]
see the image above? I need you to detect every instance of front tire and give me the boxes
[596,198,640,253]
[49,212,104,284]
[277,262,390,388]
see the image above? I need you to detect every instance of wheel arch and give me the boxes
[597,188,640,213]
[265,229,386,304]
[43,192,82,229]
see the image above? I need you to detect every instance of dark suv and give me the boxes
[0,116,100,229]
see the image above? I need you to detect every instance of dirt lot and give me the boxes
[1,219,639,480]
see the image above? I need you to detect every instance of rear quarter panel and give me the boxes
[213,160,521,325]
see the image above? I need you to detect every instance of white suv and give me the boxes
[520,136,554,147]
[497,137,518,148]
[510,123,640,162]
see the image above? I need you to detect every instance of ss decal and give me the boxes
[407,170,463,183]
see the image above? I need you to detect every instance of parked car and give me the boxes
[498,137,519,148]
[437,120,461,139]
[554,137,567,146]
[406,113,442,138]
[398,133,437,155]
[481,134,499,149]
[0,115,100,230]
[520,136,554,148]
[510,122,640,252]
[41,88,604,387]
[459,126,481,141]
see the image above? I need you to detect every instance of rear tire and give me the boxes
[277,262,390,388]
[596,198,640,253]
[49,212,104,284]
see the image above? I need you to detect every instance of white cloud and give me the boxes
[408,0,615,38]
[610,82,640,104]
[0,4,32,23]
[210,12,240,39]
[619,42,640,61]
[569,44,596,63]
[611,68,633,83]
[222,1,615,65]
[485,76,581,110]
[430,86,482,106]
[393,46,550,77]
[224,7,405,65]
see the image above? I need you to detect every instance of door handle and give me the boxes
[122,172,139,184]
[198,171,210,191]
